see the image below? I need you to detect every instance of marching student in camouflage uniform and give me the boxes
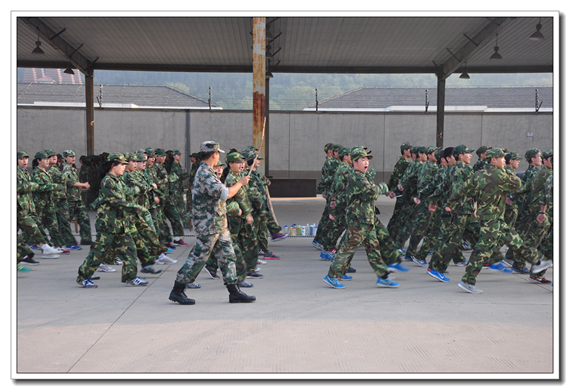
[62,150,93,246]
[518,150,553,283]
[313,143,341,249]
[154,148,186,246]
[76,153,150,288]
[168,141,255,305]
[144,148,170,247]
[473,146,491,172]
[185,152,201,222]
[393,146,426,251]
[404,146,440,261]
[536,170,554,281]
[441,149,549,293]
[169,150,192,238]
[426,145,475,274]
[17,151,63,259]
[323,147,399,289]
[31,150,67,250]
[45,149,75,252]
[386,142,413,237]
[503,151,522,229]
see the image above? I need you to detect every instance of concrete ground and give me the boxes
[14,196,557,380]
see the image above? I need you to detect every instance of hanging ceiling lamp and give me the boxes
[490,34,502,60]
[32,31,44,54]
[459,62,470,79]
[529,18,545,41]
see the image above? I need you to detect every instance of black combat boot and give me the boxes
[226,282,256,303]
[169,281,196,305]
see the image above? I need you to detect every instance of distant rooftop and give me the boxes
[17,82,219,110]
[306,87,553,113]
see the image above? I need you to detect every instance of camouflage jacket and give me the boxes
[62,163,83,202]
[17,167,39,213]
[418,165,448,206]
[248,170,270,214]
[169,161,191,197]
[317,157,340,195]
[94,173,142,234]
[145,164,165,202]
[522,166,553,215]
[472,158,487,172]
[417,160,438,193]
[399,160,423,198]
[330,162,352,212]
[47,165,70,202]
[388,156,411,193]
[225,170,253,219]
[541,174,553,219]
[189,161,200,187]
[154,163,171,199]
[447,164,521,221]
[446,161,475,215]
[504,166,519,213]
[515,165,541,212]
[31,167,63,210]
[191,162,228,235]
[345,169,388,226]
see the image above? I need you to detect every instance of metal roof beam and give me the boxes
[20,17,94,75]
[440,17,514,79]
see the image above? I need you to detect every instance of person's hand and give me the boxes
[413,197,420,204]
[537,213,546,223]
[152,183,158,189]
[329,214,336,221]
[506,198,513,205]
[154,196,160,204]
[389,192,396,199]
[330,201,336,208]
[83,182,90,190]
[445,206,452,213]
[239,175,251,186]
[246,213,253,225]
[322,192,326,197]
[397,184,404,191]
[429,204,437,213]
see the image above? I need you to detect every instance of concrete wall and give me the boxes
[17,107,553,184]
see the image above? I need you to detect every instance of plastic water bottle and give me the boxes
[284,225,289,235]
[301,226,306,236]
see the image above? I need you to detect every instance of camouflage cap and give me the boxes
[426,146,440,154]
[243,150,263,161]
[400,142,412,152]
[453,144,475,155]
[107,153,128,164]
[155,148,167,156]
[63,149,76,158]
[189,152,200,158]
[542,149,553,159]
[333,144,344,152]
[338,146,352,160]
[417,146,428,154]
[144,148,156,157]
[524,148,541,162]
[476,146,492,156]
[324,143,334,153]
[123,152,135,162]
[34,150,49,160]
[200,141,225,154]
[17,151,29,159]
[134,153,147,162]
[226,152,244,163]
[136,148,147,154]
[506,151,521,161]
[485,148,506,159]
[351,146,373,161]
[434,148,444,161]
[172,149,181,156]
[45,149,57,157]
[214,159,224,167]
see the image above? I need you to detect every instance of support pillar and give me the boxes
[85,72,95,155]
[436,72,446,148]
[252,17,266,175]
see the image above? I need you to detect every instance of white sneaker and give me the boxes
[97,263,116,272]
[155,253,177,265]
[255,267,261,272]
[531,260,553,274]
[257,259,267,265]
[42,245,62,255]
[41,253,60,259]
[114,257,123,265]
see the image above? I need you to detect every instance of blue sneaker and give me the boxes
[489,262,513,273]
[376,277,399,288]
[398,248,406,255]
[427,267,450,282]
[312,240,324,251]
[323,275,345,289]
[29,245,41,250]
[411,256,428,267]
[455,260,469,266]
[341,274,352,281]
[388,262,409,272]
[165,248,174,253]
[320,250,335,261]
[77,279,98,288]
[66,244,82,250]
[125,277,149,286]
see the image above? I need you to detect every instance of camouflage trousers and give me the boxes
[327,224,390,279]
[519,214,552,278]
[150,206,168,243]
[134,213,168,257]
[387,195,406,238]
[17,208,50,247]
[314,195,333,244]
[462,217,540,286]
[163,200,185,238]
[37,202,65,247]
[77,231,138,283]
[17,232,34,261]
[55,198,77,246]
[419,209,465,264]
[255,212,280,254]
[207,233,248,281]
[405,201,433,258]
[429,213,471,273]
[68,199,92,244]
[240,218,260,273]
[319,210,346,252]
[393,198,420,249]
[175,230,237,285]
[374,218,402,266]
[504,206,518,228]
